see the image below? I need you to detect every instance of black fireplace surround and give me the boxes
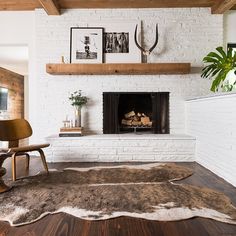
[103,92,169,134]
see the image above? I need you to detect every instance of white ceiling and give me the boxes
[0,45,28,75]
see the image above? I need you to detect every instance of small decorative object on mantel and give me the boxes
[62,116,70,128]
[134,24,159,63]
[61,56,65,64]
[201,46,236,92]
[69,90,88,128]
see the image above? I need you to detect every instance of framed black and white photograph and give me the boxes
[102,22,141,63]
[82,21,141,63]
[70,27,104,63]
[227,43,236,56]
[104,32,129,53]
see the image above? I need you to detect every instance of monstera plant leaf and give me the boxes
[201,46,236,92]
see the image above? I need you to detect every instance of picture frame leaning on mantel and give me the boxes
[70,27,104,64]
[72,21,141,63]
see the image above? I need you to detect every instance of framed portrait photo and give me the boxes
[70,27,104,63]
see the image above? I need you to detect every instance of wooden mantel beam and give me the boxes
[212,0,236,14]
[38,0,60,15]
[46,63,191,75]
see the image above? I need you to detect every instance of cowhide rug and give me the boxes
[0,163,236,226]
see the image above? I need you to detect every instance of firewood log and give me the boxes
[132,121,142,126]
[122,119,132,126]
[125,111,135,119]
[141,117,150,125]
[133,116,139,121]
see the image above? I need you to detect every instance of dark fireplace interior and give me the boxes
[103,92,169,134]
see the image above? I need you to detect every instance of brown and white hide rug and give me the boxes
[1,163,236,226]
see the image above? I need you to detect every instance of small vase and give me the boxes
[74,106,82,127]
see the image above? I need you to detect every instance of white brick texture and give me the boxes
[31,8,222,144]
[46,134,195,162]
[186,93,236,187]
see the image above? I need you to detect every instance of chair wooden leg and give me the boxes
[25,153,30,170]
[12,153,17,181]
[38,149,49,173]
[0,157,11,193]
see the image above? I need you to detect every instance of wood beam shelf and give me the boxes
[46,63,191,75]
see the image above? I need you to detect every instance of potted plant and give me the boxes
[201,46,236,92]
[69,90,88,127]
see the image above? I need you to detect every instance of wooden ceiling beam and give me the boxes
[58,0,213,9]
[38,0,60,15]
[1,0,235,12]
[0,0,41,11]
[212,0,236,13]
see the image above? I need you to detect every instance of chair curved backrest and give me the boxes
[0,119,32,142]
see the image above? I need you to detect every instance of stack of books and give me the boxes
[59,127,83,137]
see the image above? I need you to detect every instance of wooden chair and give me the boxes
[0,119,49,181]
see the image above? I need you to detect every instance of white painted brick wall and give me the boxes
[186,93,236,187]
[46,134,195,162]
[31,8,222,143]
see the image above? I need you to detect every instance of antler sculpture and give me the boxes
[134,24,159,63]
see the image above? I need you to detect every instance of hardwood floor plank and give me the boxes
[198,218,236,236]
[1,158,236,236]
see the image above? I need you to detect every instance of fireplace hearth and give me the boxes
[103,92,169,134]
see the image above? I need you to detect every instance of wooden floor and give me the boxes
[1,157,236,236]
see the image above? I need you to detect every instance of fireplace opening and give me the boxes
[118,94,153,133]
[103,92,169,134]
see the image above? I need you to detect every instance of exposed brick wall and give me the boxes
[46,134,195,162]
[186,93,236,187]
[32,8,222,143]
[0,67,24,119]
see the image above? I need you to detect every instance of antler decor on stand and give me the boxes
[134,24,159,63]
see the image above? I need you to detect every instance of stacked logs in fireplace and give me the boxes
[103,92,169,134]
[121,111,152,127]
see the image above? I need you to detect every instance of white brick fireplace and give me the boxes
[31,8,223,162]
[46,134,195,162]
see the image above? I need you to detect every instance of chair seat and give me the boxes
[0,119,50,183]
[9,143,50,153]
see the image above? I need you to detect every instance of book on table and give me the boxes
[59,127,83,137]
